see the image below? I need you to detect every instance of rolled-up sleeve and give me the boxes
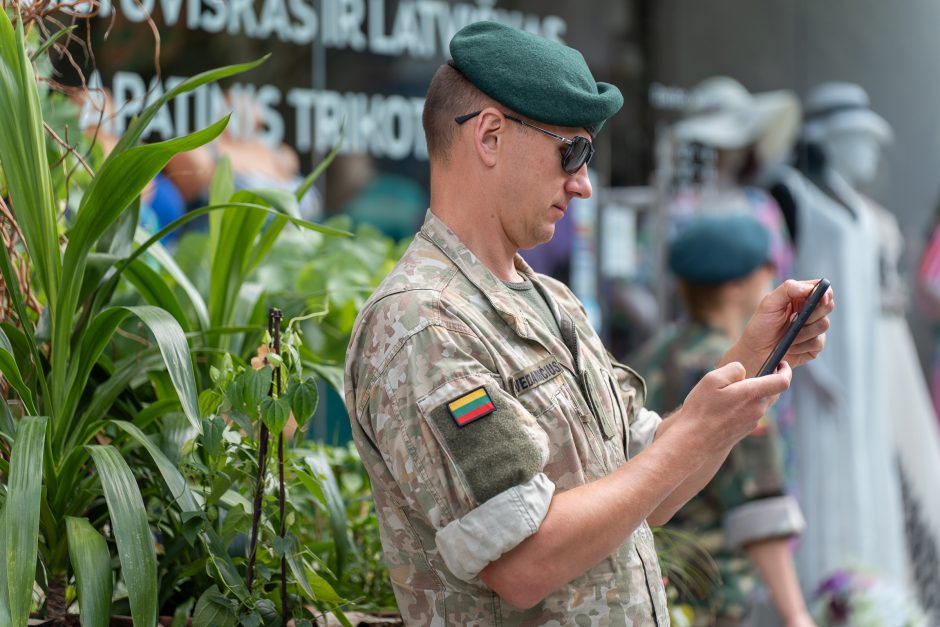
[436,472,555,581]
[725,494,805,548]
[371,323,553,579]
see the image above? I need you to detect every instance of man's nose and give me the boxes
[565,165,592,199]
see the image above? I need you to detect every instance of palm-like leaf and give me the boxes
[66,517,113,627]
[3,416,48,627]
[87,445,158,627]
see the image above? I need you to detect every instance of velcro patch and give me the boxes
[447,386,496,427]
[511,358,564,395]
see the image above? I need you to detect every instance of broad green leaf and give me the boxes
[87,445,157,627]
[0,399,14,439]
[53,117,229,421]
[66,517,112,627]
[0,9,60,304]
[0,190,49,414]
[0,344,37,416]
[139,235,209,330]
[209,156,234,207]
[124,259,190,330]
[113,422,250,602]
[260,396,290,436]
[209,193,268,333]
[0,506,10,627]
[243,368,271,410]
[112,421,200,512]
[4,416,48,627]
[289,377,319,429]
[120,306,201,431]
[198,390,223,419]
[93,202,350,334]
[192,585,237,627]
[61,305,201,449]
[112,57,268,157]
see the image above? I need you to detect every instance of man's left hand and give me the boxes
[722,279,835,377]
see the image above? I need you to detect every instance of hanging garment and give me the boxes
[866,198,940,624]
[770,166,909,595]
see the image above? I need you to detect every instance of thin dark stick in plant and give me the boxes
[271,308,289,622]
[246,309,280,590]
[246,416,271,590]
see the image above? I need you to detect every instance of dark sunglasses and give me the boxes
[454,110,595,175]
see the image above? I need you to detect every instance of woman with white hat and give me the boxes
[669,76,800,282]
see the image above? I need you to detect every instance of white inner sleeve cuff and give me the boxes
[724,494,806,549]
[435,472,555,583]
[628,408,663,458]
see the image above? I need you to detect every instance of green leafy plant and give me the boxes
[0,3,350,624]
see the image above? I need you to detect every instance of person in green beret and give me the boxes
[344,21,833,626]
[633,215,815,627]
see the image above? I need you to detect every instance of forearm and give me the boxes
[480,421,708,608]
[645,410,732,525]
[745,538,812,624]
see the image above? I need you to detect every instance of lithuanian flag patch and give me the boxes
[447,386,496,427]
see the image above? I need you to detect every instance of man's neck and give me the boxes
[429,187,522,282]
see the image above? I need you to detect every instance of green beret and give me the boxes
[449,21,623,135]
[669,215,772,283]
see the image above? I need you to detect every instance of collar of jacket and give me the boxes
[418,209,540,339]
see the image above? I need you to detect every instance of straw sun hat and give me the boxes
[673,76,801,165]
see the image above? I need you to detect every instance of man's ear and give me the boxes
[473,107,506,168]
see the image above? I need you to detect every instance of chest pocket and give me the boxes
[582,368,628,443]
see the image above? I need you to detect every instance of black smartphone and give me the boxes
[756,278,831,377]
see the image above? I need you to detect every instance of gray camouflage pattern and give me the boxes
[345,211,669,626]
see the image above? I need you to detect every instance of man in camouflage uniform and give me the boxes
[634,216,814,627]
[344,21,833,626]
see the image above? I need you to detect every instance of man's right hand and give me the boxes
[676,360,792,452]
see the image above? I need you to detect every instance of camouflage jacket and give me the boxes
[633,323,804,622]
[345,211,670,626]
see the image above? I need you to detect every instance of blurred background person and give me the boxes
[634,214,812,627]
[669,77,799,285]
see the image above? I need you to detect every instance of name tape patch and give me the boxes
[512,358,563,395]
[447,386,496,427]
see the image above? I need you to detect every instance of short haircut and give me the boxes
[677,280,727,323]
[422,63,491,163]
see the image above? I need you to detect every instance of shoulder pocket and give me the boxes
[418,378,545,507]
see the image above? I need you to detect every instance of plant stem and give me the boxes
[271,308,289,623]
[246,308,281,591]
[279,432,287,623]
[45,574,67,623]
[245,422,269,591]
